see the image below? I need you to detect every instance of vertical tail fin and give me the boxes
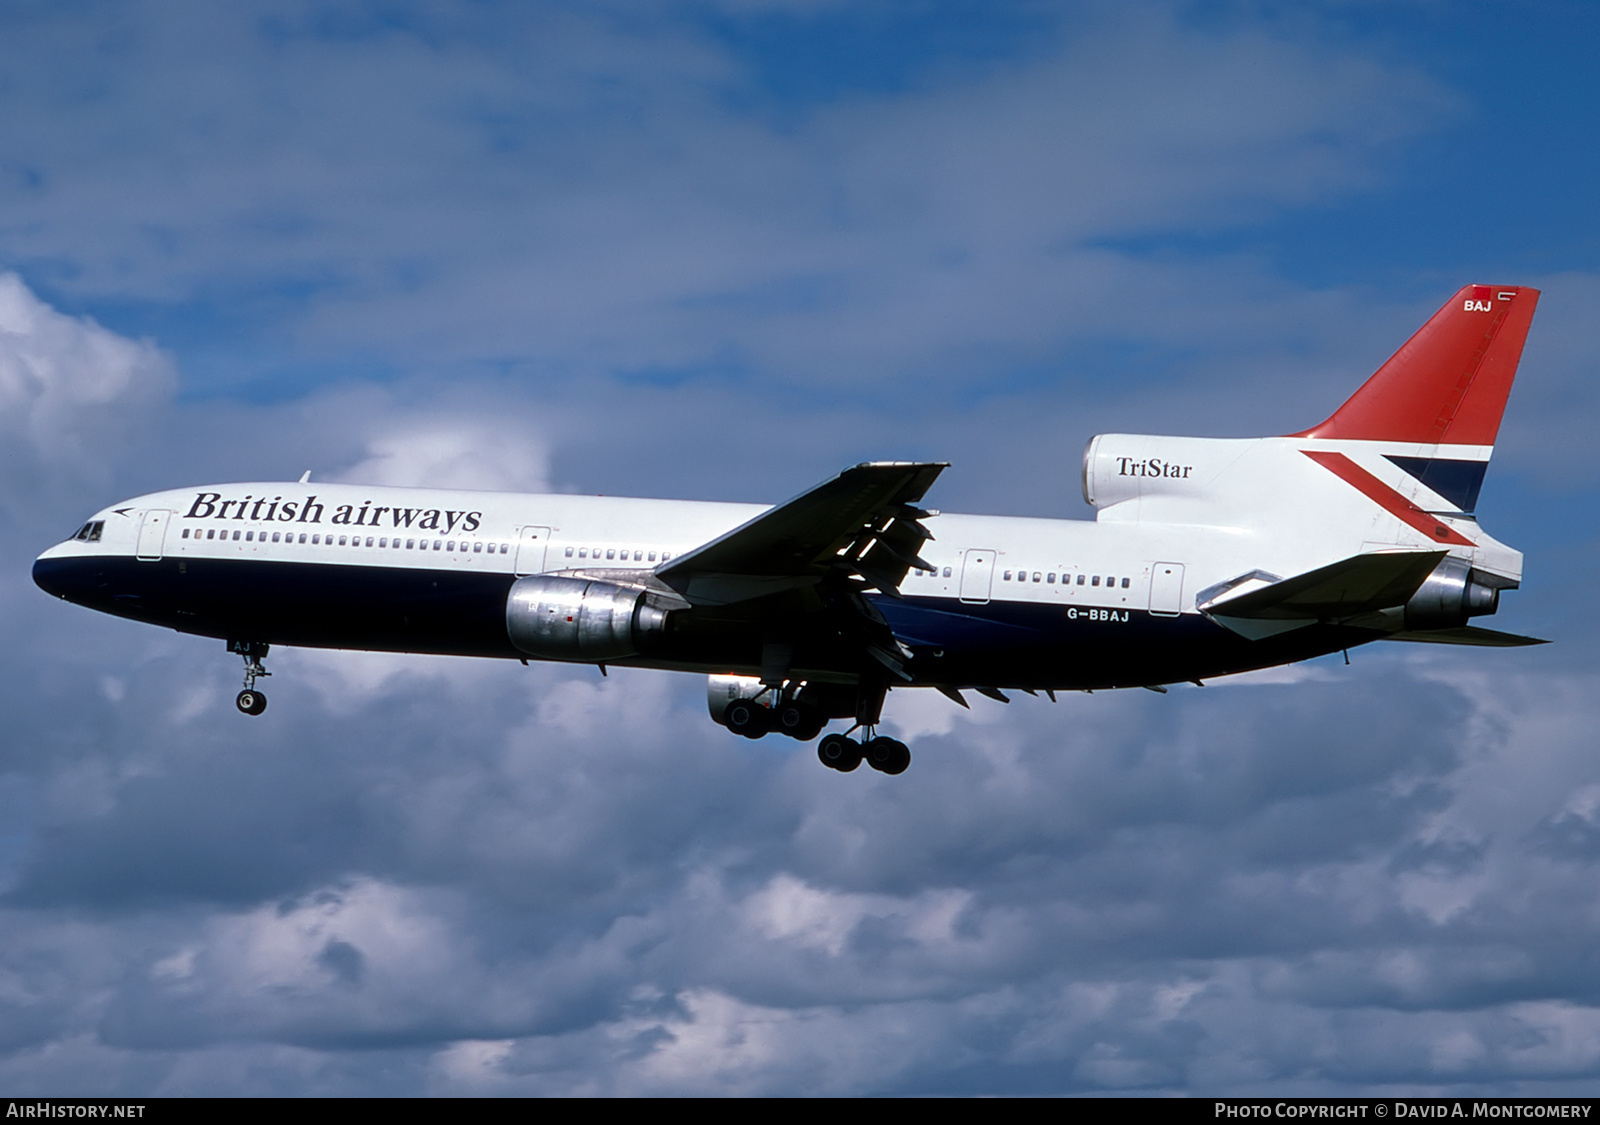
[1294,285,1539,446]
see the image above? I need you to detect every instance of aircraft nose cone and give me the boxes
[33,554,94,602]
[33,554,66,597]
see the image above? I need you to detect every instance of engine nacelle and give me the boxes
[1404,556,1501,630]
[1082,433,1216,509]
[707,674,766,726]
[506,575,668,661]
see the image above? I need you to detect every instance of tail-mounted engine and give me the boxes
[506,575,669,661]
[1404,556,1502,630]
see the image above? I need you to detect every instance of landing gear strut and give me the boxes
[229,640,270,716]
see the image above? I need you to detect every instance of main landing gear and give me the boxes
[817,731,910,775]
[229,640,270,716]
[725,697,827,742]
[714,677,910,775]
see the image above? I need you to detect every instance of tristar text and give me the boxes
[1116,457,1193,479]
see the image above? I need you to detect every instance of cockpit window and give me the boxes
[72,521,104,543]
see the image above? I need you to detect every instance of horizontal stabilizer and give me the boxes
[1201,550,1447,622]
[1383,626,1548,647]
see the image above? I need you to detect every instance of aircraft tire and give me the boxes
[725,700,770,739]
[865,736,910,775]
[236,689,267,716]
[817,733,862,772]
[776,702,823,741]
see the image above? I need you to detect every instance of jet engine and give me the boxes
[1404,556,1501,630]
[506,575,669,661]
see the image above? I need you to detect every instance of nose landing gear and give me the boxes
[228,640,270,716]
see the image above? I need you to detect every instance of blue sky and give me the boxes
[3,0,1600,1095]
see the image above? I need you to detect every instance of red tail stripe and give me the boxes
[1303,450,1474,546]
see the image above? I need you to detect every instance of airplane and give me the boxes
[33,284,1544,776]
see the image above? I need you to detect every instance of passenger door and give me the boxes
[959,548,997,604]
[136,510,170,561]
[1149,562,1185,616]
[514,526,551,576]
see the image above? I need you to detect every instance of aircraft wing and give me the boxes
[657,461,948,606]
[1200,550,1447,639]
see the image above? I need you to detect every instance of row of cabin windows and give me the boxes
[180,527,511,553]
[913,565,1130,590]
[1004,570,1130,589]
[563,547,671,562]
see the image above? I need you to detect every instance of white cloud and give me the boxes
[0,273,175,520]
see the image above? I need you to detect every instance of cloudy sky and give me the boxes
[3,0,1599,1096]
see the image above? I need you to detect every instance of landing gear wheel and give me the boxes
[776,702,824,741]
[817,733,862,772]
[865,736,910,775]
[230,641,271,715]
[725,700,771,739]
